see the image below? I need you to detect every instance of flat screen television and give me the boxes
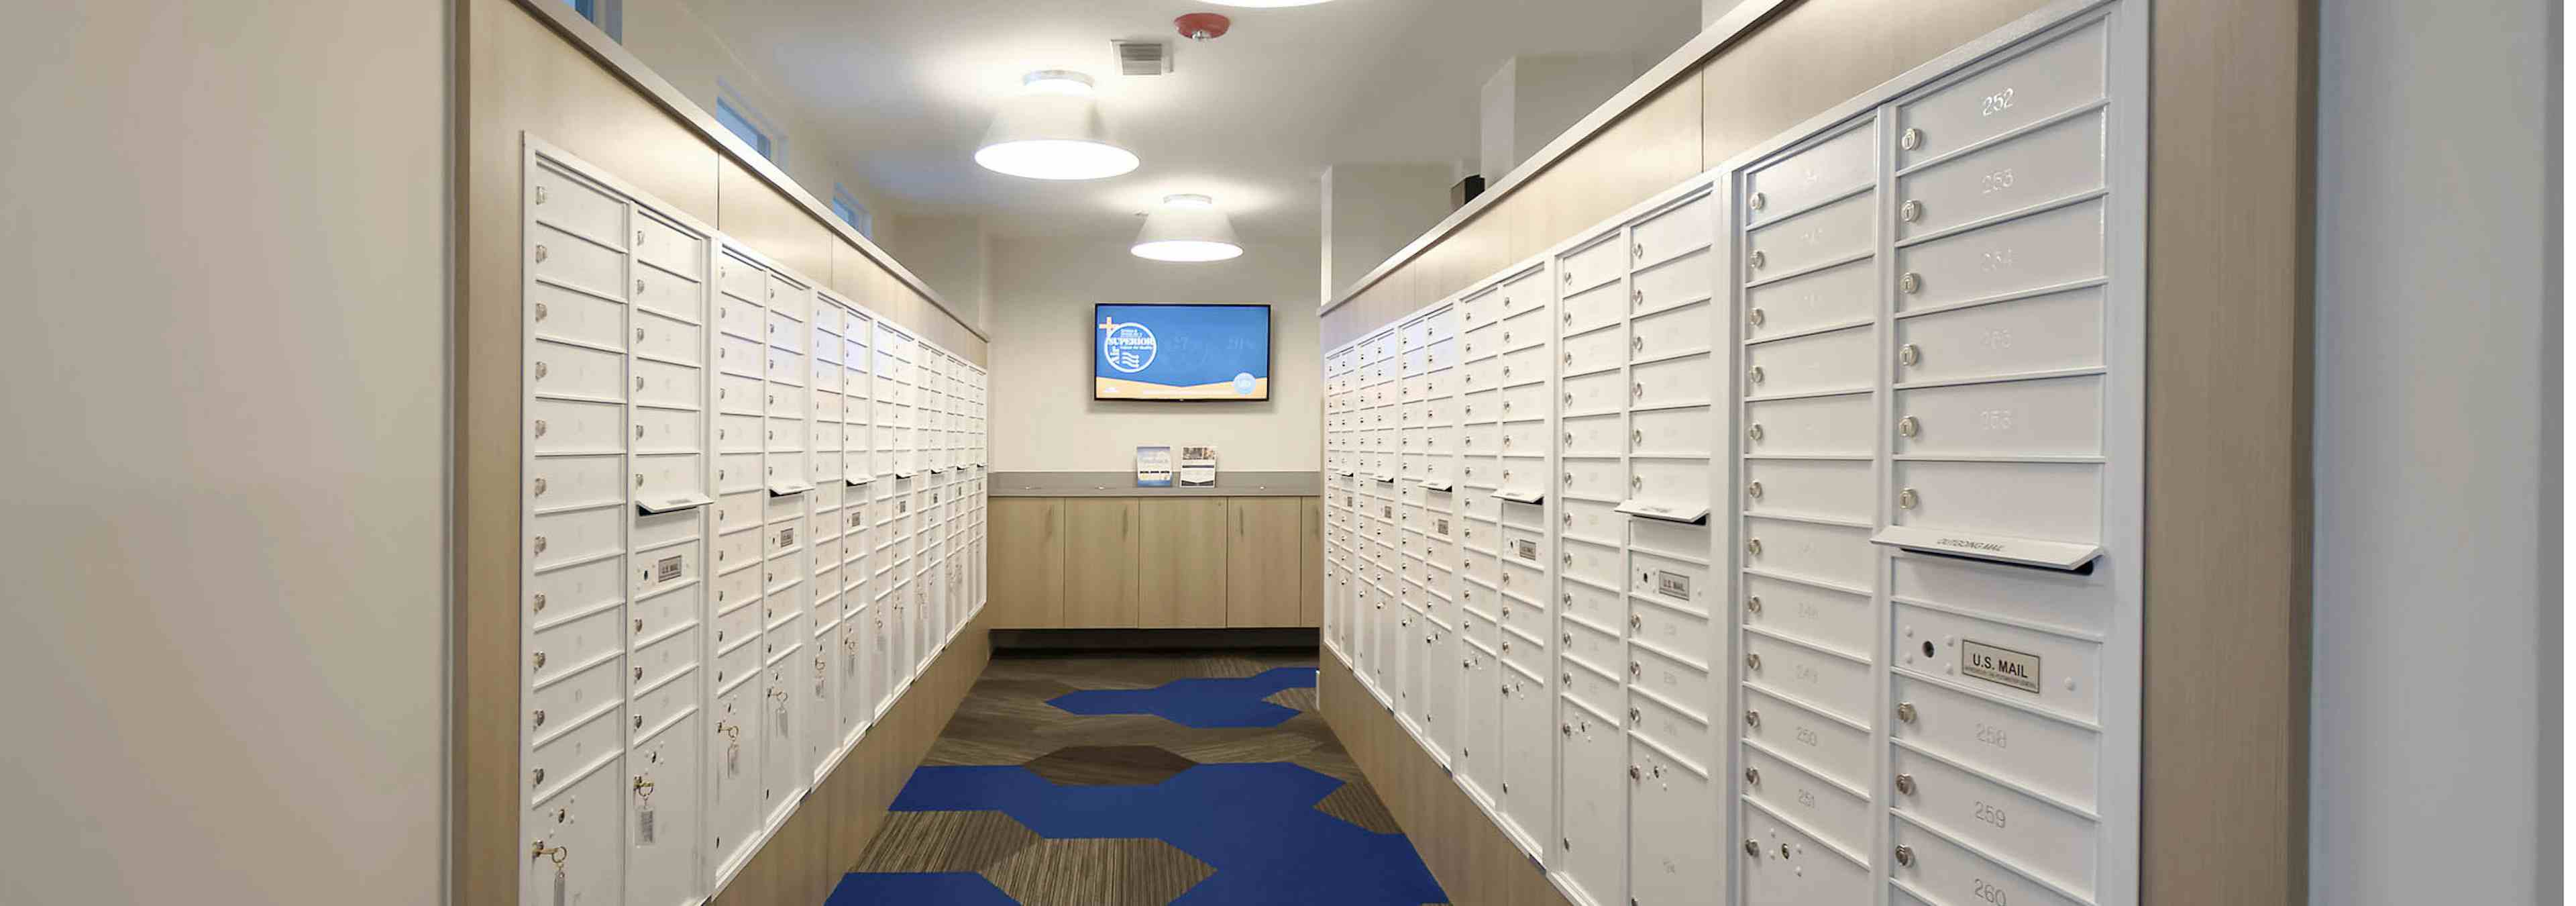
[1093,303,1272,401]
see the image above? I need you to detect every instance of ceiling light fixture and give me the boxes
[1132,194,1243,262]
[973,70,1140,181]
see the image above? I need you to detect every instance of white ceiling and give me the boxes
[682,0,1703,240]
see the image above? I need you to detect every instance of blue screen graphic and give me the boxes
[1094,305,1271,401]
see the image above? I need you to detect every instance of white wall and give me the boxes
[0,2,448,904]
[2309,1,2553,903]
[987,236,1322,473]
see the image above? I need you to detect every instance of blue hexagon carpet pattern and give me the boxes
[1045,666,1320,728]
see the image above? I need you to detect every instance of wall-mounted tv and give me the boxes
[1093,303,1272,401]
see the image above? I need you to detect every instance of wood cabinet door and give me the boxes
[1062,498,1139,627]
[1139,497,1229,627]
[988,497,1063,627]
[1225,497,1306,627]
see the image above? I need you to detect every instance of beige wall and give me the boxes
[987,236,1322,473]
[0,1,448,903]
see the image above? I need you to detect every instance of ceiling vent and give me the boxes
[1113,39,1172,76]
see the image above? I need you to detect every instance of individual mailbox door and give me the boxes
[1745,630,1872,723]
[1743,685,1872,791]
[1497,664,1556,858]
[1743,393,1874,457]
[1558,703,1629,906]
[1741,801,1872,906]
[1895,375,2104,458]
[1892,460,2103,545]
[1742,742,1871,859]
[1746,327,1874,398]
[1629,739,1717,906]
[1745,458,1874,524]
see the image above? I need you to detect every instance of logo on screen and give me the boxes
[1099,317,1157,373]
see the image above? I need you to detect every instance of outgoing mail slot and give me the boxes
[531,223,625,301]
[633,358,699,410]
[1559,323,1626,377]
[1742,742,1871,859]
[1630,548,1713,616]
[1631,248,1714,317]
[531,505,621,572]
[1895,17,2106,168]
[530,601,622,687]
[531,339,624,403]
[1745,458,1873,523]
[1896,108,2106,242]
[1631,299,1713,363]
[1892,552,2114,637]
[1745,256,1874,344]
[1629,738,1718,906]
[1560,497,1621,546]
[1898,665,2104,812]
[1743,517,1876,589]
[715,372,764,416]
[1629,456,1711,512]
[1561,612,1623,678]
[1560,537,1621,588]
[712,525,761,574]
[1631,641,1714,721]
[529,651,624,747]
[1896,374,2104,458]
[1560,234,1627,295]
[1629,596,1711,672]
[1744,572,1872,660]
[1744,393,1874,457]
[1559,655,1623,721]
[1745,190,1874,283]
[1894,284,2104,383]
[631,211,703,280]
[1743,685,1872,791]
[716,330,768,379]
[1631,194,1713,270]
[1896,601,2100,722]
[1906,741,2102,901]
[1892,460,2102,546]
[531,454,623,511]
[1744,631,1872,725]
[1741,799,1872,906]
[1894,196,2104,313]
[1562,280,1626,339]
[1629,406,1715,459]
[1746,325,1874,397]
[531,280,625,352]
[632,621,699,690]
[1560,456,1625,502]
[633,452,707,511]
[1746,120,1876,228]
[714,490,764,536]
[631,309,702,366]
[1888,813,2088,906]
[714,452,761,494]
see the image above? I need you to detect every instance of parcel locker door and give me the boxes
[1558,703,1629,906]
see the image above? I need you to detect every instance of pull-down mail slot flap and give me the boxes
[1491,489,1545,505]
[1420,479,1454,492]
[1871,525,2102,571]
[1615,499,1709,525]
[635,492,714,515]
[767,481,814,497]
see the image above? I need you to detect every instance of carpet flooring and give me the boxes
[824,650,1448,905]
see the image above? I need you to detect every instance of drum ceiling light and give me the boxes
[1132,194,1243,262]
[973,70,1140,181]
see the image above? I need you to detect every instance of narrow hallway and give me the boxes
[828,651,1448,905]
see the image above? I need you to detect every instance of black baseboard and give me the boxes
[988,627,1320,653]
